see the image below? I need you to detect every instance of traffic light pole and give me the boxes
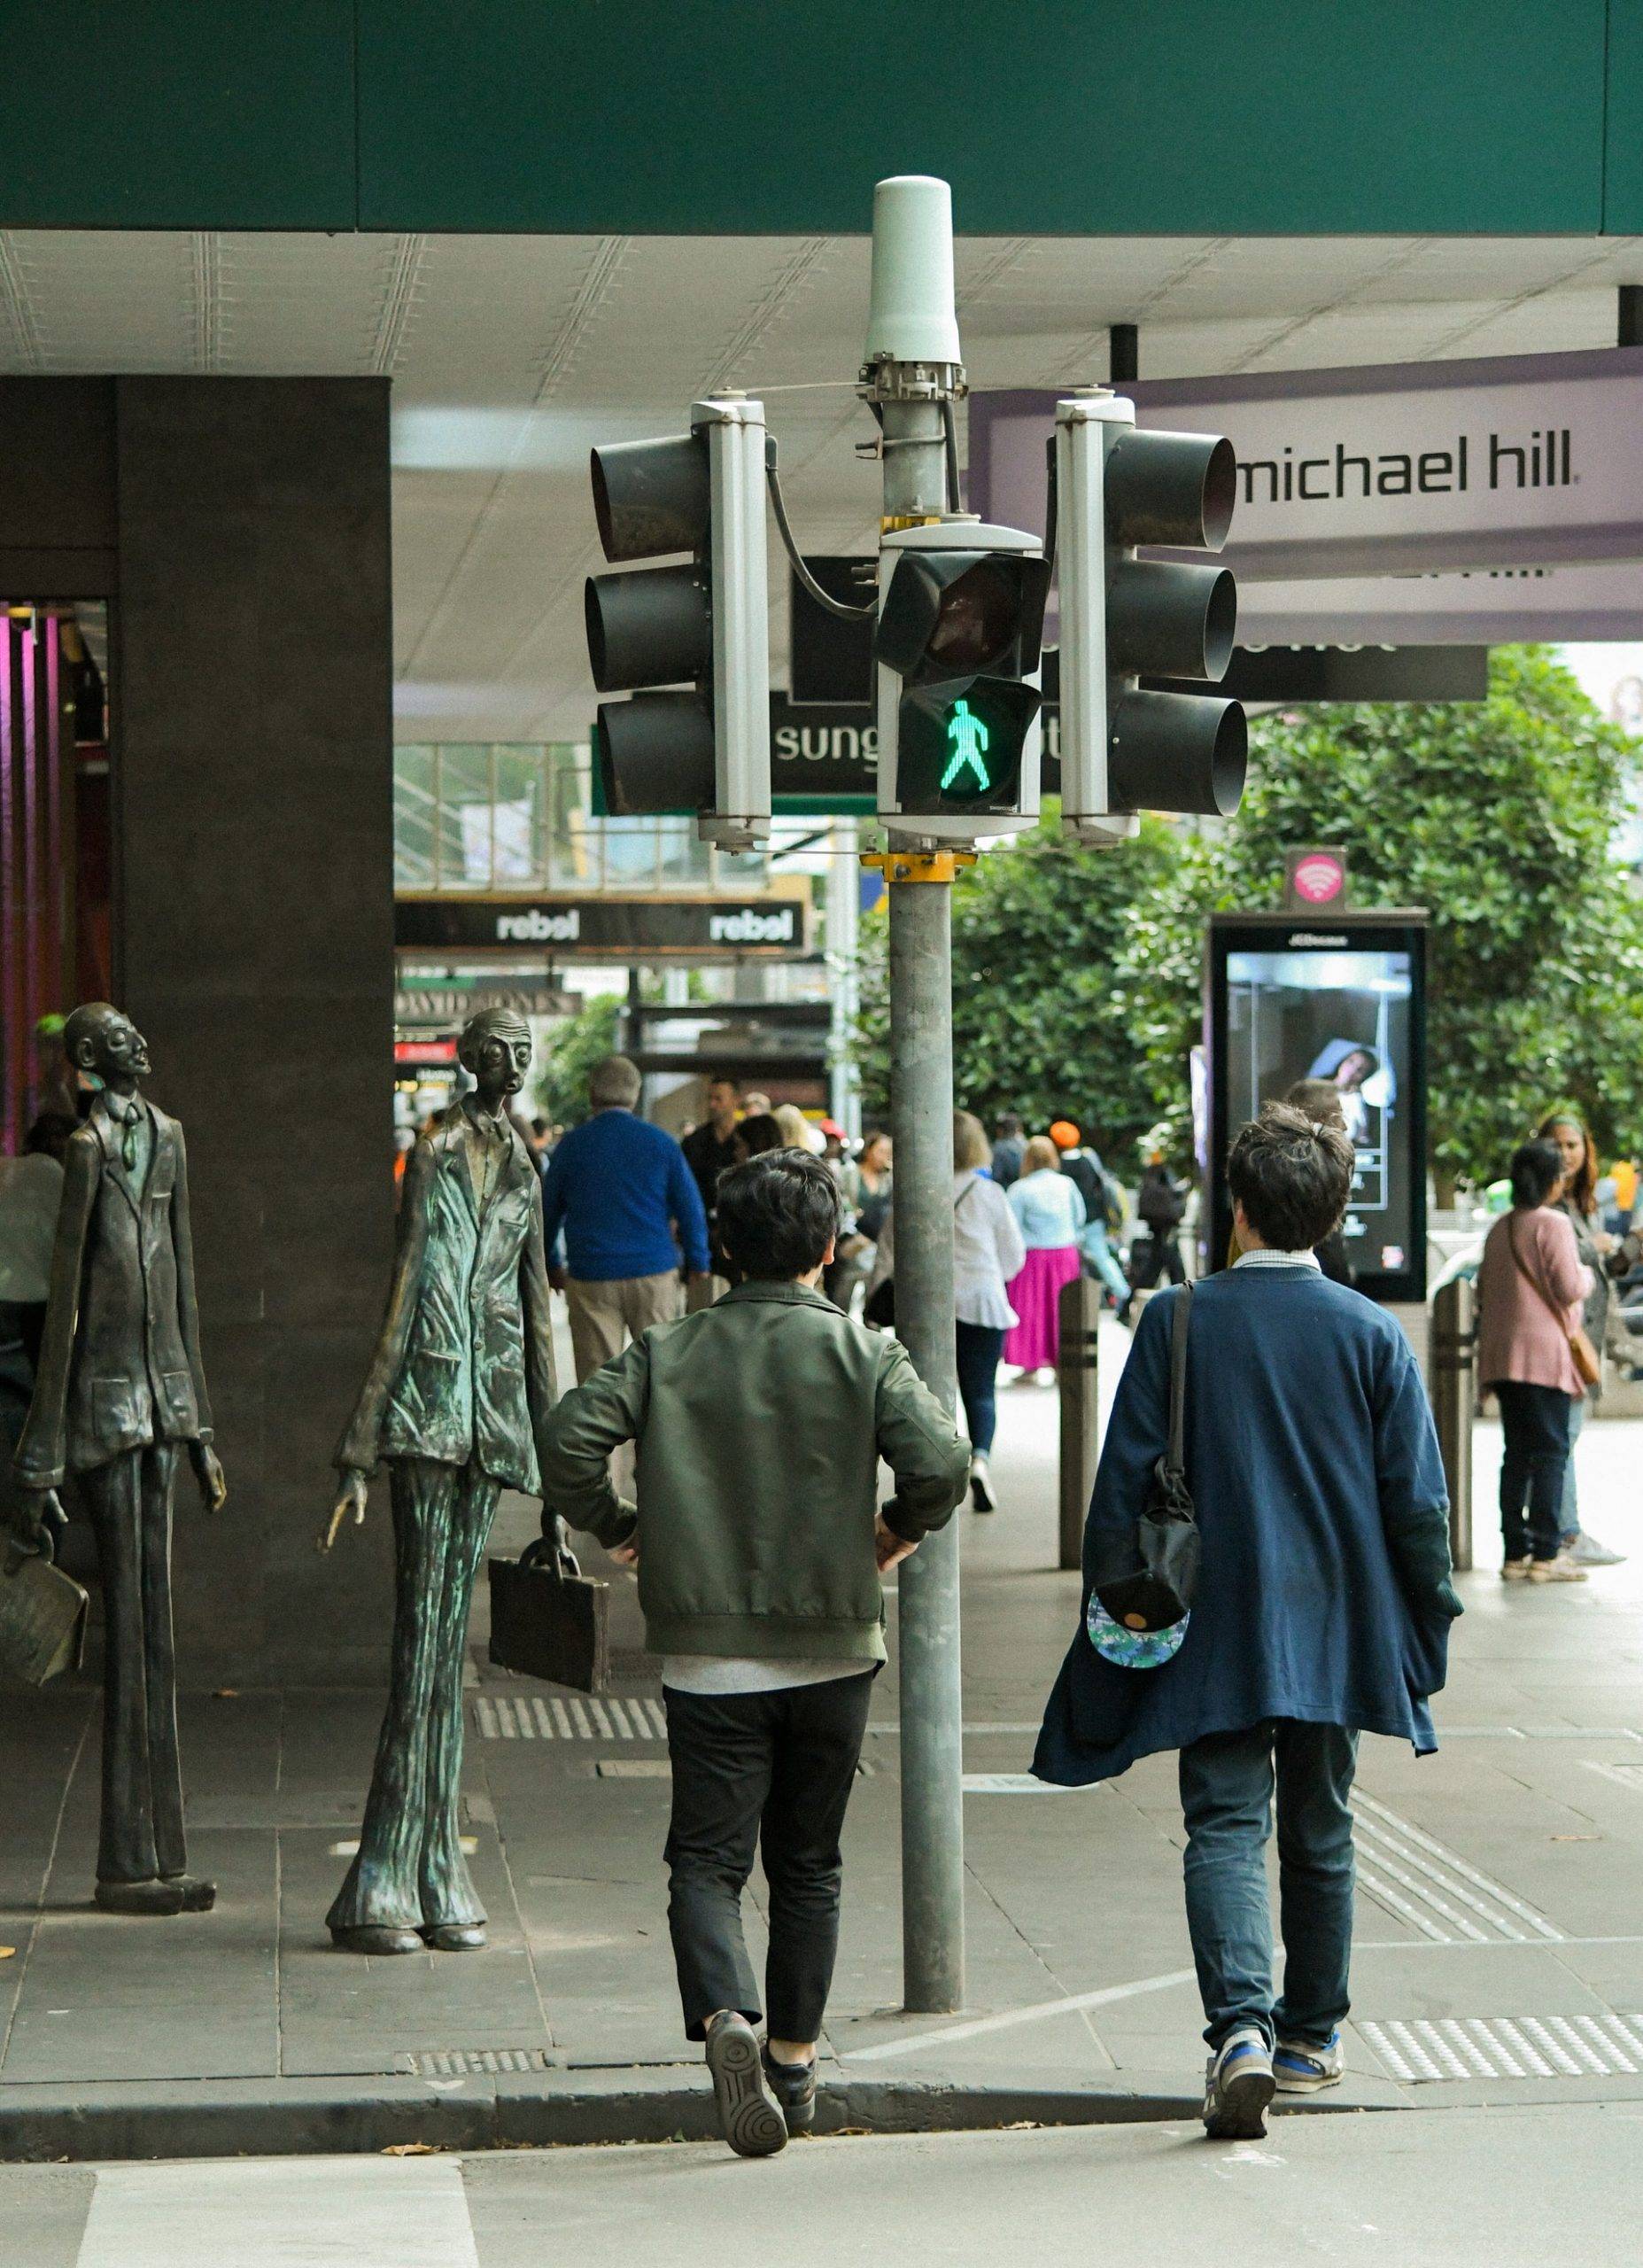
[871,351,969,2014]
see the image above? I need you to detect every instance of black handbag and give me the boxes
[487,1533,611,1694]
[1088,1281,1198,1636]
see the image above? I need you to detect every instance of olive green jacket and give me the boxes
[538,1280,969,1662]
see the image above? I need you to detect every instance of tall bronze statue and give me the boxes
[10,1003,227,1916]
[322,1008,561,1953]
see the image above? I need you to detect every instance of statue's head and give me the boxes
[62,1001,150,1087]
[459,1008,531,1107]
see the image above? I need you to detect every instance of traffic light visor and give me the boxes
[585,564,712,693]
[1105,430,1236,553]
[1108,561,1236,682]
[1109,690,1247,817]
[591,432,711,563]
[595,693,717,814]
[876,551,1050,681]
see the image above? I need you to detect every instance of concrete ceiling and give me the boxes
[4,228,1642,742]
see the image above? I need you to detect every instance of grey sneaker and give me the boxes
[762,2044,818,2133]
[1274,2030,1344,2093]
[704,2012,787,2157]
[1528,1555,1589,1584]
[1568,1530,1627,1567]
[1203,2025,1275,2140]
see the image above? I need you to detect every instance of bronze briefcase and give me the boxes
[487,1535,610,1695]
[0,1531,89,1688]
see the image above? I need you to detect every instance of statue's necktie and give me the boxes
[111,1103,138,1170]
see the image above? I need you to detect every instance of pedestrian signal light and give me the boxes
[1053,393,1246,845]
[585,398,771,849]
[874,524,1049,840]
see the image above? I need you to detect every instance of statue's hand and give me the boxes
[190,1441,228,1515]
[319,1468,369,1554]
[7,1485,66,1557]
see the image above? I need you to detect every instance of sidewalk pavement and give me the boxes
[4,1318,1643,2160]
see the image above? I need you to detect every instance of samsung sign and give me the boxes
[971,346,1643,588]
[395,897,805,958]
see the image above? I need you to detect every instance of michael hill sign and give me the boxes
[971,346,1643,583]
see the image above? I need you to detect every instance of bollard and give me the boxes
[1430,1276,1476,1573]
[1057,1274,1103,1572]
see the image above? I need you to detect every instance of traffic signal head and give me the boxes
[585,399,771,850]
[873,524,1050,841]
[1054,395,1247,845]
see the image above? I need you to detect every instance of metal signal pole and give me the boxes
[860,178,970,2013]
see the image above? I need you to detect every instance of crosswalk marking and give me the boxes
[77,2158,478,2268]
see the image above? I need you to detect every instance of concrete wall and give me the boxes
[0,376,398,1682]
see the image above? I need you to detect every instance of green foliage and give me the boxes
[534,992,623,1127]
[1225,647,1643,1184]
[851,648,1643,1186]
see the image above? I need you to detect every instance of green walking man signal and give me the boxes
[942,698,991,792]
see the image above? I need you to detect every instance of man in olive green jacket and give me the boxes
[539,1149,967,2158]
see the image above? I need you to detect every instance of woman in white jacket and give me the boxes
[866,1110,1027,1512]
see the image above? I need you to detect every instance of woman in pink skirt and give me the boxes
[1004,1136,1087,1382]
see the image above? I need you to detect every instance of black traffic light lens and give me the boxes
[876,550,1050,682]
[895,676,1042,814]
[585,564,712,693]
[1108,562,1237,682]
[1105,430,1237,553]
[590,433,710,563]
[1109,690,1247,817]
[595,693,717,814]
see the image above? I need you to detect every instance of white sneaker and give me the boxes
[1568,1530,1627,1567]
[969,1454,998,1514]
[1274,2030,1344,2093]
[1501,1558,1532,1581]
[1528,1555,1588,1583]
[1203,2026,1275,2140]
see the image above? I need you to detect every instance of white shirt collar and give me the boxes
[1234,1245,1321,1270]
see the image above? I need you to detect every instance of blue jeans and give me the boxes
[1559,1386,1590,1542]
[1178,1719,1358,2051]
[954,1321,1004,1456]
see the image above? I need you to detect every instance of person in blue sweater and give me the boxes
[541,1054,712,1384]
[1035,1102,1459,2140]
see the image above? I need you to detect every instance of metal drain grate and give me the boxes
[408,2048,551,2077]
[1352,1792,1563,1945]
[473,1694,667,1740]
[1360,2014,1643,2082]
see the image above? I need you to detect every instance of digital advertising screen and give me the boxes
[1206,914,1428,1302]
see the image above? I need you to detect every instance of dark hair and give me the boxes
[996,1110,1023,1136]
[1509,1138,1563,1210]
[1537,1110,1595,1216]
[734,1111,784,1160]
[715,1151,840,1280]
[1283,1077,1347,1129]
[1228,1100,1354,1251]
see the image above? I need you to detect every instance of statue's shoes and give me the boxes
[423,1922,487,1952]
[96,1877,184,1915]
[330,1923,424,1954]
[160,1875,217,1912]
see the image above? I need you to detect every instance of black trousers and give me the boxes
[80,1444,187,1886]
[1492,1379,1572,1562]
[1130,1229,1185,1293]
[663,1670,875,2042]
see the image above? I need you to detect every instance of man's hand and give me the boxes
[548,1263,570,1293]
[875,1515,918,1574]
[608,1539,639,1569]
[319,1467,369,1553]
[190,1441,228,1515]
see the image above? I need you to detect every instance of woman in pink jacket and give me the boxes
[1476,1138,1594,1583]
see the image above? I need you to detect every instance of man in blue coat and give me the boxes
[1035,1103,1459,2140]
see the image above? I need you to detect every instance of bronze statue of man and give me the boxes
[11,1002,227,1915]
[322,1007,561,1953]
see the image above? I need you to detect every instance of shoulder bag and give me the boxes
[863,1176,976,1331]
[1508,1216,1600,1388]
[1086,1281,1197,1668]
